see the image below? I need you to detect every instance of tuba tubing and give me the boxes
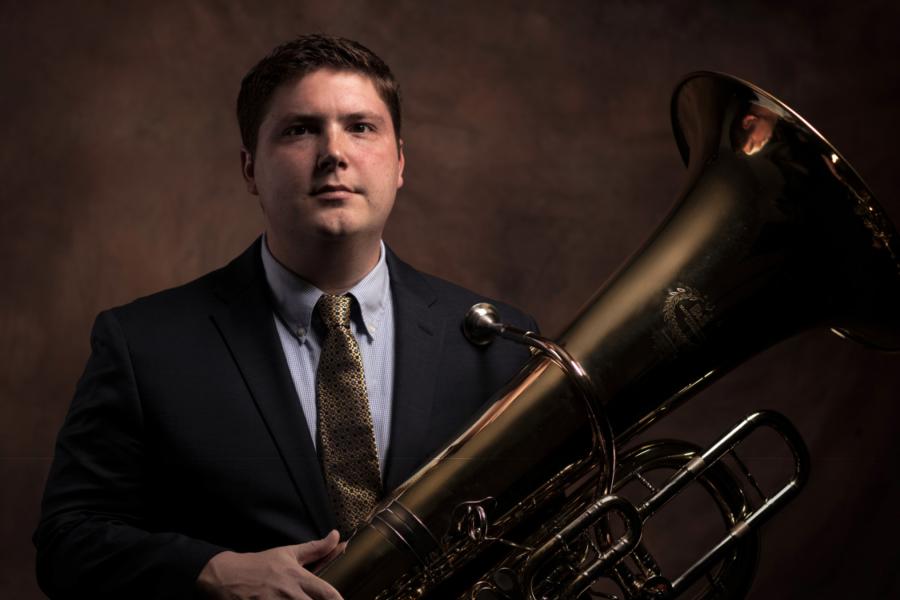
[318,71,900,599]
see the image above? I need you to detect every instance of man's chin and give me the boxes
[311,222,379,244]
[312,222,354,240]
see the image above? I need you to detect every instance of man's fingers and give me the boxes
[311,540,347,574]
[294,530,341,564]
[297,570,343,600]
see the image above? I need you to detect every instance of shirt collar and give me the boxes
[260,235,390,342]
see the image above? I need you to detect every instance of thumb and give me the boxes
[295,530,341,564]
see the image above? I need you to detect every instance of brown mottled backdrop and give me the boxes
[3,1,899,598]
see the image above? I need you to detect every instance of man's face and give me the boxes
[243,69,404,251]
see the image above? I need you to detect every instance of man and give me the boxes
[34,35,536,599]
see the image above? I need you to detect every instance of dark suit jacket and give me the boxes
[34,239,536,599]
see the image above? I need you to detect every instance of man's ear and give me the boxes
[396,139,405,189]
[240,148,258,195]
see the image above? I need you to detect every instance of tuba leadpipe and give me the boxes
[318,71,900,599]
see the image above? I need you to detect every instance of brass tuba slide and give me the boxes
[318,72,900,599]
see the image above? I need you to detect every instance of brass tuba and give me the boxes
[317,72,900,599]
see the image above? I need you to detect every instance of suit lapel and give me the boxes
[210,240,336,536]
[383,249,445,491]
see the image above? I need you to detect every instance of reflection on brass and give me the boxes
[736,103,779,155]
[318,72,900,599]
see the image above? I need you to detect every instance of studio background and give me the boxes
[2,1,898,597]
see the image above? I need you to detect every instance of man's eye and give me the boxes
[349,123,374,133]
[283,125,310,136]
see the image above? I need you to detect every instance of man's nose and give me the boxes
[316,129,347,172]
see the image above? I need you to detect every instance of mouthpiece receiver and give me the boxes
[463,302,503,346]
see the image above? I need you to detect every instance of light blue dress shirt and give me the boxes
[260,237,395,473]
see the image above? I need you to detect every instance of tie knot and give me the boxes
[316,294,352,330]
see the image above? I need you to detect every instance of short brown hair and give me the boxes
[237,34,401,156]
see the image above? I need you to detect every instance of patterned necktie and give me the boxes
[315,293,383,538]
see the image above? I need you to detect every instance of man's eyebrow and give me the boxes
[277,112,322,123]
[273,111,386,125]
[341,111,386,123]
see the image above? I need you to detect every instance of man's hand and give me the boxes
[196,530,344,599]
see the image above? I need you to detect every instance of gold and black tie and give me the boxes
[315,293,382,538]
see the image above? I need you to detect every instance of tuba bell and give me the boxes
[317,72,900,599]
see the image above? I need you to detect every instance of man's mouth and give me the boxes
[311,184,355,196]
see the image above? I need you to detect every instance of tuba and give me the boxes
[318,72,900,599]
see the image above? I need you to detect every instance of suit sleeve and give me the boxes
[34,310,225,599]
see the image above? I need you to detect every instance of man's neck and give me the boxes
[265,234,382,295]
